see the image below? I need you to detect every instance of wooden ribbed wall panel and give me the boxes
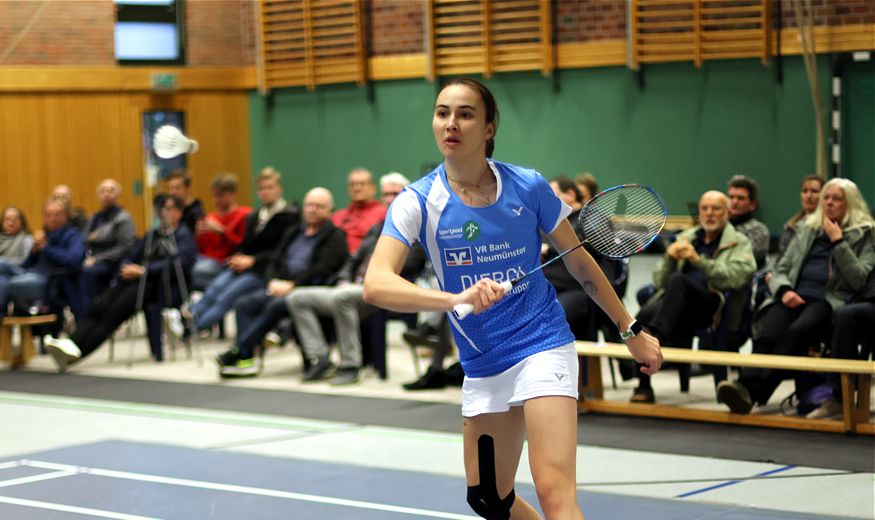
[0,92,251,233]
[629,0,769,68]
[258,0,366,91]
[427,0,553,80]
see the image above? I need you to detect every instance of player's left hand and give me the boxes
[625,331,662,375]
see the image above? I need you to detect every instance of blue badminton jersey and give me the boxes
[382,160,576,377]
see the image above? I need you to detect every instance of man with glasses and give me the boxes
[332,168,387,254]
[288,173,426,385]
[215,187,348,377]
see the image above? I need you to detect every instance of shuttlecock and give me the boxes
[153,125,199,159]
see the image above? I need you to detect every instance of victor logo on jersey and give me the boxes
[444,247,473,266]
[463,220,480,241]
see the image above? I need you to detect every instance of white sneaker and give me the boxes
[44,336,81,373]
[263,331,283,349]
[164,309,184,338]
[806,396,843,419]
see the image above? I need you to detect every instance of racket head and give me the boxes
[578,184,667,258]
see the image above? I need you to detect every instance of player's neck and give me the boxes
[444,157,490,185]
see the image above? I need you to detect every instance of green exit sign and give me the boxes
[151,73,177,91]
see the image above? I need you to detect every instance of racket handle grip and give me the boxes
[452,281,514,320]
[453,303,474,320]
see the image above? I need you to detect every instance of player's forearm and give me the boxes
[564,249,634,331]
[363,270,455,313]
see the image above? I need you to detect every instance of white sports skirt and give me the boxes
[461,343,579,418]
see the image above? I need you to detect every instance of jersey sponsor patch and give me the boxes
[445,246,473,266]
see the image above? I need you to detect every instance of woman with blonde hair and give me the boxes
[718,178,874,414]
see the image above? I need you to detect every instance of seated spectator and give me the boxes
[52,184,88,232]
[44,195,196,368]
[545,176,625,341]
[777,175,824,260]
[807,269,875,418]
[401,311,462,390]
[6,196,87,321]
[727,175,770,269]
[574,172,597,202]
[288,173,426,385]
[189,167,298,333]
[165,169,205,233]
[332,168,387,254]
[0,207,34,317]
[631,190,756,403]
[192,173,252,290]
[215,187,348,377]
[717,178,874,414]
[82,179,136,301]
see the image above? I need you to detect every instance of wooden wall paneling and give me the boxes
[0,91,252,236]
[180,92,253,215]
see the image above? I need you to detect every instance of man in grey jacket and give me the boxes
[631,190,757,403]
[82,179,136,301]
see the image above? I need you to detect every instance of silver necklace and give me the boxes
[446,167,495,206]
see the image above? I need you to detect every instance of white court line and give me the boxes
[0,495,160,520]
[0,461,22,471]
[0,469,77,489]
[24,460,478,519]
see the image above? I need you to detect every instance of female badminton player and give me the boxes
[363,77,662,519]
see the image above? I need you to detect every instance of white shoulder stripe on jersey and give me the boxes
[425,175,483,354]
[424,177,450,288]
[486,160,503,201]
[549,200,573,234]
[387,190,421,247]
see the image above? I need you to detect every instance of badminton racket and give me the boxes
[454,183,667,319]
[153,125,199,159]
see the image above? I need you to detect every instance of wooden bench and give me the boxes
[0,315,57,368]
[663,214,696,232]
[576,341,875,435]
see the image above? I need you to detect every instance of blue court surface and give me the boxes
[0,441,853,520]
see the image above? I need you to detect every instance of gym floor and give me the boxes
[0,255,872,519]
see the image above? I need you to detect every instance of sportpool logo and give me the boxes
[445,247,473,266]
[463,221,480,241]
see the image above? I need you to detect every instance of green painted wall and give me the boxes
[250,56,870,232]
[842,57,875,206]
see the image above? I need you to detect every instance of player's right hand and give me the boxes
[453,278,507,315]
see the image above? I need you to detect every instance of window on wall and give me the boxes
[114,0,185,65]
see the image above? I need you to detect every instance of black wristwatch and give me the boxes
[619,320,642,340]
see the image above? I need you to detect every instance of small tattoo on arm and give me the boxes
[583,281,597,295]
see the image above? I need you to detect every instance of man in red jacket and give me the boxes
[192,173,252,290]
[331,168,386,254]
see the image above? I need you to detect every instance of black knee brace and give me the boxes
[466,435,516,520]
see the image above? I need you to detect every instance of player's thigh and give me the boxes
[463,407,526,496]
[524,396,579,485]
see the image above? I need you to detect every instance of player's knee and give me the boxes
[466,485,515,520]
[533,469,578,516]
[467,434,516,519]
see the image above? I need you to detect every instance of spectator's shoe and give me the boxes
[216,348,258,378]
[263,331,283,350]
[330,367,360,386]
[716,381,753,414]
[629,385,655,404]
[302,356,335,382]
[44,335,81,373]
[806,397,843,419]
[164,309,185,338]
[402,323,442,349]
[403,367,447,391]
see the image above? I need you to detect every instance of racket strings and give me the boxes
[580,186,666,258]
